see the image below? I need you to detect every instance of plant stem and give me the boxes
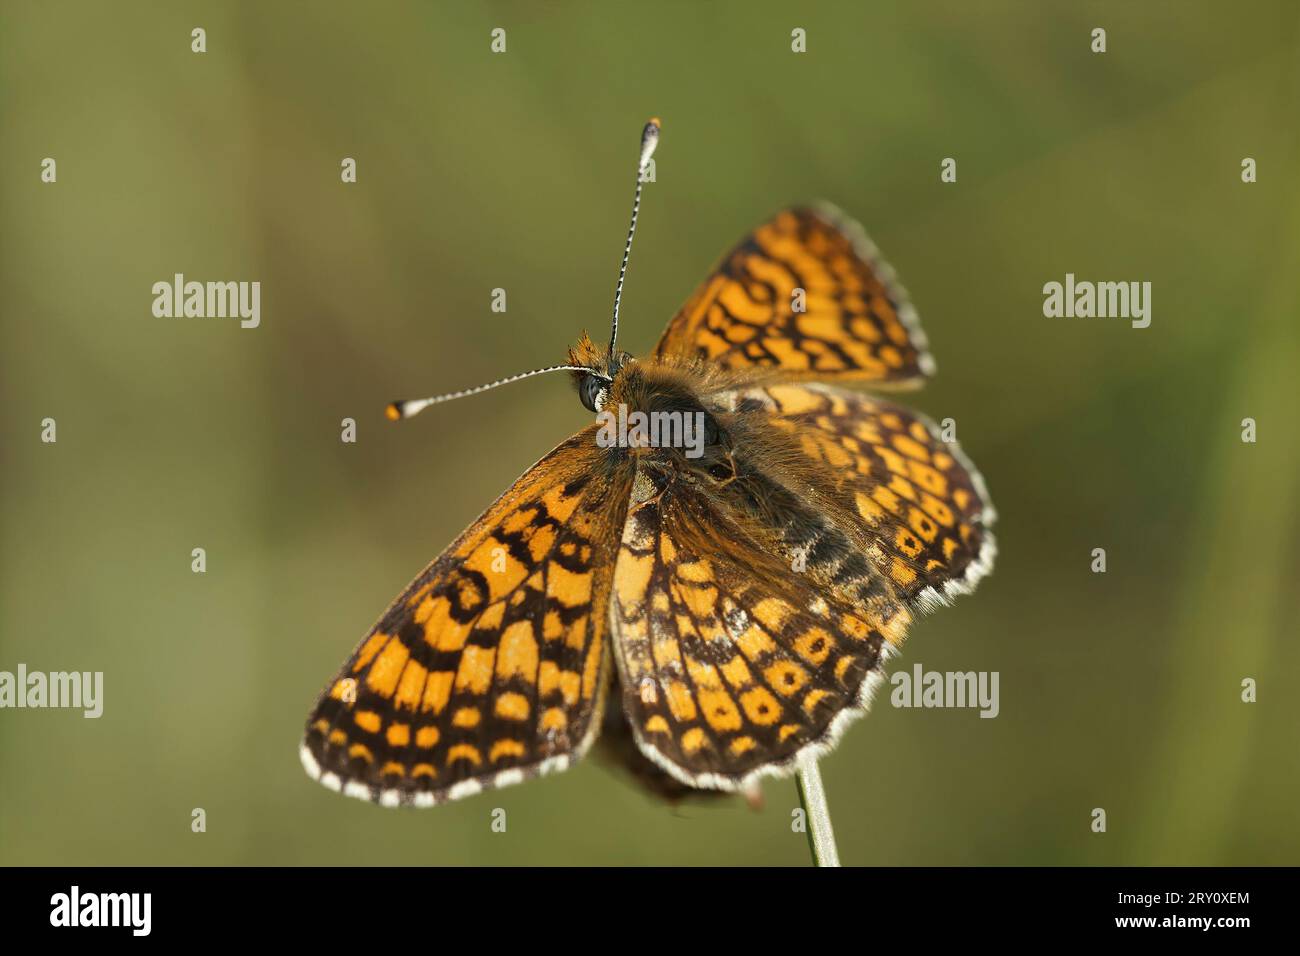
[795,754,841,867]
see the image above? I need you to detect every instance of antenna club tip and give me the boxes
[639,118,661,167]
[384,402,403,422]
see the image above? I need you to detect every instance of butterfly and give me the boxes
[300,119,996,808]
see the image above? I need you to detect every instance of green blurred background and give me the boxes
[2,1,1297,866]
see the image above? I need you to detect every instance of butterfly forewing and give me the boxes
[301,426,633,806]
[654,205,934,384]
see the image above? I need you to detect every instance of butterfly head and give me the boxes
[568,331,635,413]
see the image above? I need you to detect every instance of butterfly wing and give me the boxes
[719,382,997,612]
[301,426,633,806]
[609,457,906,789]
[653,205,934,385]
[608,382,994,789]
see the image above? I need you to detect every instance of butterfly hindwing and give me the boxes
[712,382,997,612]
[654,205,934,384]
[301,426,633,806]
[608,457,908,789]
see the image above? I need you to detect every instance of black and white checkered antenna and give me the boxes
[607,118,661,357]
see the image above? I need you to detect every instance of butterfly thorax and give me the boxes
[597,361,726,457]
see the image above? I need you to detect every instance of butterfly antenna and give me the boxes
[607,117,661,357]
[389,119,660,423]
[386,364,594,421]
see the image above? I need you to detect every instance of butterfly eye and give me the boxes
[579,374,608,413]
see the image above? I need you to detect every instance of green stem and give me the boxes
[795,755,841,867]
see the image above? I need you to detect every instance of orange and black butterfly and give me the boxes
[300,119,996,808]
